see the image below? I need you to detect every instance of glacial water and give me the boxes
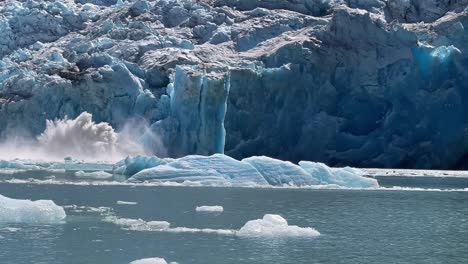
[0,182,467,264]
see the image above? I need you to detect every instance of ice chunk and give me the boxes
[105,216,171,231]
[75,170,113,179]
[114,156,167,177]
[299,161,379,188]
[129,154,268,185]
[167,154,268,185]
[242,156,320,186]
[237,214,320,237]
[0,194,66,224]
[196,205,224,213]
[0,160,41,170]
[117,201,138,205]
[129,258,176,264]
[128,164,226,183]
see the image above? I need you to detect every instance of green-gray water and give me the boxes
[0,183,467,264]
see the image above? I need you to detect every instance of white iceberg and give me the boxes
[0,194,66,224]
[75,170,113,179]
[237,214,320,237]
[129,258,178,264]
[195,205,224,213]
[117,200,138,205]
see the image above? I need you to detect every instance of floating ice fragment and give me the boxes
[75,171,113,179]
[129,258,178,264]
[0,194,66,224]
[117,201,138,205]
[299,161,379,188]
[237,214,320,237]
[242,156,320,186]
[106,214,318,237]
[195,205,224,212]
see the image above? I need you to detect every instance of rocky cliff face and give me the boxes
[0,0,467,168]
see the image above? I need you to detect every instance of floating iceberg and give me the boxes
[128,154,269,186]
[238,214,320,237]
[129,258,177,264]
[243,156,320,186]
[106,213,319,238]
[0,194,66,224]
[75,170,113,179]
[125,154,372,188]
[299,161,379,188]
[196,205,224,213]
[117,200,138,205]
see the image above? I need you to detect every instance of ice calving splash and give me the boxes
[37,112,151,161]
[0,112,154,161]
[0,194,66,224]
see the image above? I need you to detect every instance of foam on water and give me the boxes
[0,194,66,224]
[195,205,224,213]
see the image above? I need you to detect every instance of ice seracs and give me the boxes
[0,194,66,224]
[0,0,467,169]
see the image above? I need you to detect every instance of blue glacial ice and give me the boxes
[125,154,376,188]
[0,194,66,224]
[0,0,467,169]
[299,161,379,188]
[243,156,320,186]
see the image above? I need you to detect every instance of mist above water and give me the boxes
[0,112,159,161]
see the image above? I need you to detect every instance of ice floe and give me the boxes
[237,214,320,237]
[117,201,138,205]
[129,257,178,264]
[0,194,66,224]
[195,205,224,213]
[105,214,318,238]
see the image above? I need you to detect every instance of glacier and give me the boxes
[0,0,467,169]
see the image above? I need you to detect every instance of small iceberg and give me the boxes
[237,214,320,237]
[106,213,319,238]
[129,258,177,264]
[0,194,66,224]
[195,205,224,213]
[117,201,138,205]
[75,170,113,179]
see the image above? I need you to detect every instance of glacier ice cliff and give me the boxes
[0,0,468,169]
